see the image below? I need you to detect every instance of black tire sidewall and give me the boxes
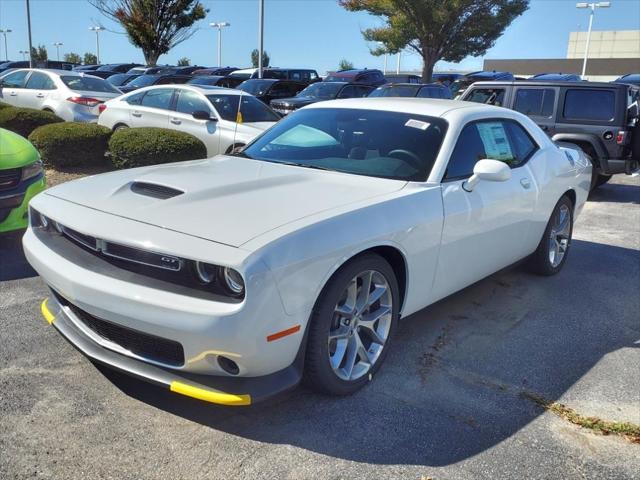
[532,196,574,275]
[304,253,400,396]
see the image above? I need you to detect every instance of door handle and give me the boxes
[520,178,531,189]
[36,93,45,98]
[170,118,181,125]
[131,111,142,117]
[9,91,17,96]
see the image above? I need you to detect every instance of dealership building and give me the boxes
[483,30,640,81]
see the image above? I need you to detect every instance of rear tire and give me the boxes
[114,124,129,132]
[304,253,399,396]
[527,195,574,276]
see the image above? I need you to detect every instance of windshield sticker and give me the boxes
[405,119,431,130]
[476,122,513,160]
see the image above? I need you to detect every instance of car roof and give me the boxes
[470,80,628,88]
[130,84,251,96]
[8,68,89,77]
[379,82,445,88]
[230,68,258,75]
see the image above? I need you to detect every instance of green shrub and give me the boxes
[0,107,63,137]
[109,127,207,169]
[0,101,11,110]
[29,122,112,168]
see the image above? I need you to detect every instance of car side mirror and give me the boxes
[462,159,511,192]
[192,110,217,121]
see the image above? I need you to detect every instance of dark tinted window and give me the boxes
[175,89,210,115]
[563,89,615,121]
[2,70,29,88]
[206,94,280,123]
[25,72,56,90]
[141,88,174,110]
[61,75,120,93]
[465,88,506,106]
[370,85,420,98]
[445,124,488,179]
[514,89,555,117]
[337,85,359,98]
[505,122,538,164]
[241,108,448,181]
[126,91,145,105]
[417,86,445,99]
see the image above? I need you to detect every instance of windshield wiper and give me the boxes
[277,161,334,172]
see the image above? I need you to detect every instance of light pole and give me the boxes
[0,29,11,62]
[396,50,401,74]
[377,42,387,74]
[576,2,610,79]
[53,42,63,61]
[209,22,230,67]
[25,0,33,67]
[89,26,105,64]
[258,0,264,78]
[19,50,28,61]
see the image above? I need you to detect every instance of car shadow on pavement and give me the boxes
[99,237,639,467]
[588,178,640,204]
[0,230,38,282]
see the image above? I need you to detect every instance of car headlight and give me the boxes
[223,267,245,296]
[193,262,245,297]
[195,262,218,284]
[22,160,43,181]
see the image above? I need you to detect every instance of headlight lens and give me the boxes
[195,262,218,284]
[223,267,245,296]
[22,160,43,181]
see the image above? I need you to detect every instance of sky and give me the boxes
[0,0,639,73]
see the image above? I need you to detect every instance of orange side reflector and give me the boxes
[267,325,301,342]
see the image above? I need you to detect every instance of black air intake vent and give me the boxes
[130,182,184,199]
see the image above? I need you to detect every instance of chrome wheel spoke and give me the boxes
[548,205,571,268]
[355,331,371,366]
[356,271,373,313]
[342,334,359,378]
[330,338,348,370]
[365,286,386,310]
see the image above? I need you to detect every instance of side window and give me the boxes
[126,91,145,105]
[310,71,318,80]
[175,89,210,115]
[563,89,615,121]
[2,70,30,88]
[25,72,56,90]
[337,85,358,98]
[140,88,174,110]
[514,89,555,118]
[445,124,487,179]
[505,122,538,164]
[356,86,373,97]
[465,88,506,106]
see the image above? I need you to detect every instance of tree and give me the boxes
[250,49,270,68]
[90,0,207,66]
[83,52,98,65]
[340,0,529,82]
[177,57,190,66]
[64,52,82,64]
[338,59,354,70]
[31,45,48,63]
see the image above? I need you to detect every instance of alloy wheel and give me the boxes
[548,204,571,268]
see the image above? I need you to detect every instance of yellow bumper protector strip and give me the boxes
[170,381,251,406]
[41,298,55,325]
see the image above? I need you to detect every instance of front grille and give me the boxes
[0,168,22,191]
[60,225,98,250]
[54,291,185,367]
[131,182,184,200]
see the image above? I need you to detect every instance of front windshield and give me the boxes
[96,64,119,71]
[237,80,273,96]
[127,75,159,87]
[369,85,420,98]
[107,74,135,86]
[298,82,343,99]
[207,94,280,123]
[229,72,252,79]
[240,108,447,181]
[450,79,472,97]
[61,75,121,93]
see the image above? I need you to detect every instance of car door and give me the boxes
[131,87,173,128]
[22,71,57,109]
[432,119,540,300]
[170,88,221,156]
[0,70,31,106]
[511,87,558,136]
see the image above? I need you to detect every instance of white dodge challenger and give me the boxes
[24,98,591,406]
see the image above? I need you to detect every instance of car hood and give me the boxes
[45,155,406,248]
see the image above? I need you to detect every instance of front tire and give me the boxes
[527,195,574,276]
[304,253,399,395]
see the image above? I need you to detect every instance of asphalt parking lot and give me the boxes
[1,175,638,480]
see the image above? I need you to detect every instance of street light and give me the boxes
[576,1,611,79]
[0,29,11,62]
[19,50,28,61]
[377,42,387,74]
[258,0,264,78]
[53,42,63,61]
[209,22,230,67]
[89,26,105,64]
[396,50,402,75]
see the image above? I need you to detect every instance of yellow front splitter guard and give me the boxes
[170,381,251,406]
[41,298,55,325]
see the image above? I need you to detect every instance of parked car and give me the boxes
[156,65,207,75]
[270,82,375,115]
[530,73,582,82]
[369,82,452,99]
[28,98,590,405]
[237,79,307,104]
[0,69,122,122]
[73,65,101,72]
[98,84,279,156]
[87,63,142,79]
[450,71,514,98]
[186,75,228,87]
[460,80,640,189]
[384,74,421,84]
[614,74,640,87]
[0,128,46,234]
[431,73,463,86]
[127,66,168,75]
[259,68,321,84]
[0,60,77,74]
[192,67,241,77]
[106,73,141,87]
[118,74,192,93]
[324,68,387,86]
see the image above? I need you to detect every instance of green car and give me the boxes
[0,128,46,233]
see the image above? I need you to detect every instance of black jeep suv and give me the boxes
[460,80,640,189]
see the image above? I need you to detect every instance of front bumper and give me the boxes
[0,173,46,233]
[599,157,638,175]
[41,295,303,405]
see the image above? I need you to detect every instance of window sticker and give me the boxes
[405,119,431,130]
[476,122,513,160]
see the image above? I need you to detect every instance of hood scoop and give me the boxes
[130,182,184,200]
